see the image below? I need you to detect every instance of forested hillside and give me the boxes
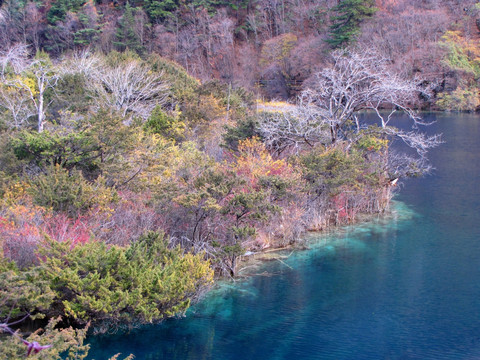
[0,0,459,358]
[0,0,479,107]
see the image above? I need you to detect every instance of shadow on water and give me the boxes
[87,113,480,360]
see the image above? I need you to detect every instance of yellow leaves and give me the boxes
[445,31,480,58]
[256,99,295,113]
[2,75,38,96]
[260,33,298,67]
[440,30,480,77]
[237,136,267,157]
[439,29,480,106]
[199,94,226,119]
[204,197,222,212]
[0,83,19,95]
[441,30,462,44]
[173,193,201,208]
[162,168,173,178]
[1,181,30,205]
[233,137,296,182]
[62,301,79,319]
[356,135,388,152]
[0,181,48,225]
[181,253,214,285]
[436,82,480,111]
[110,131,180,191]
[21,76,37,96]
[173,189,221,212]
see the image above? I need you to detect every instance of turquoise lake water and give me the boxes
[86,113,480,359]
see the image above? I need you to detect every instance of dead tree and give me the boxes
[0,44,59,132]
[258,48,442,177]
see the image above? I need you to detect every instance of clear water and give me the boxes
[86,113,480,359]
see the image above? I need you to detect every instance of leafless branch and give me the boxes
[89,57,170,121]
[0,44,59,132]
[257,48,441,177]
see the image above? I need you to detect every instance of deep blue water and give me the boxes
[87,113,480,359]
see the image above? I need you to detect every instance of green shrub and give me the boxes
[222,117,260,151]
[144,106,185,141]
[10,129,100,174]
[27,165,116,216]
[147,54,199,101]
[0,257,55,320]
[38,231,213,328]
[437,84,480,111]
[54,73,90,113]
[0,317,92,360]
[299,147,365,196]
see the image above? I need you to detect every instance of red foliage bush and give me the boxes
[87,191,164,246]
[42,214,90,246]
[0,190,165,267]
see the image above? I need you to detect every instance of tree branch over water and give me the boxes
[258,48,442,177]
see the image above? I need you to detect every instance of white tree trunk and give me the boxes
[37,79,45,132]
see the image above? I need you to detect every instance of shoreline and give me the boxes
[229,199,416,279]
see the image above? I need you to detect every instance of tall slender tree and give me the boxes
[114,2,145,54]
[327,0,377,49]
[0,45,59,132]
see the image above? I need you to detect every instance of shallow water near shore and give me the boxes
[86,113,480,359]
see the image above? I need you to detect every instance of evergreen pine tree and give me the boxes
[114,2,144,54]
[326,0,377,49]
[47,0,85,24]
[144,0,179,22]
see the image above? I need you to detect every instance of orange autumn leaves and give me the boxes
[233,137,299,188]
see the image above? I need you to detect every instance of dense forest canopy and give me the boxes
[0,0,466,358]
[0,0,477,107]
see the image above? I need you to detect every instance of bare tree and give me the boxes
[258,101,331,154]
[89,56,170,120]
[22,2,44,53]
[60,51,170,121]
[258,48,442,176]
[246,13,260,46]
[208,16,235,81]
[0,84,35,129]
[0,1,24,48]
[0,43,28,74]
[304,49,426,142]
[0,44,59,132]
[60,49,99,76]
